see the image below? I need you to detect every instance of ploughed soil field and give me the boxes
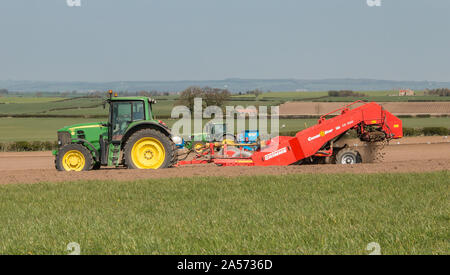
[0,136,449,185]
[279,101,450,116]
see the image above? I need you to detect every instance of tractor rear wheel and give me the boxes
[124,128,176,169]
[56,144,94,171]
[335,148,362,165]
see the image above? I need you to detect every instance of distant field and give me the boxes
[43,106,108,116]
[0,96,280,118]
[1,117,448,142]
[0,97,103,115]
[241,90,450,102]
[279,101,450,116]
[0,97,63,104]
[0,94,449,142]
[0,117,102,142]
[0,172,447,254]
[2,91,449,117]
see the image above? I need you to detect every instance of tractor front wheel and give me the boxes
[55,144,94,171]
[124,129,176,169]
[335,148,362,165]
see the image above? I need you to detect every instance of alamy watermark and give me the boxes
[171,98,280,151]
[367,0,382,7]
[67,0,82,7]
[366,242,381,255]
[67,242,81,255]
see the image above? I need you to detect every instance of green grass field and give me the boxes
[0,117,449,142]
[0,117,102,142]
[0,172,447,254]
[0,97,103,115]
[0,97,63,104]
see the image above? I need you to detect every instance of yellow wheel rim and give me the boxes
[194,143,204,153]
[131,137,166,169]
[62,150,85,171]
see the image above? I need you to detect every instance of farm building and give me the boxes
[399,89,415,96]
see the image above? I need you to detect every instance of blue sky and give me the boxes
[0,0,449,82]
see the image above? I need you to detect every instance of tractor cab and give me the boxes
[108,96,153,141]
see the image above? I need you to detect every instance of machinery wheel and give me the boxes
[192,141,205,154]
[335,148,362,165]
[124,128,176,169]
[55,144,94,171]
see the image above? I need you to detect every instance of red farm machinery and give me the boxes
[176,101,403,167]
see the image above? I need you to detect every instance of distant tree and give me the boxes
[0,89,8,95]
[138,90,149,97]
[328,90,366,97]
[177,86,230,112]
[245,89,263,98]
[203,86,231,107]
[425,88,450,96]
[253,89,263,98]
[139,90,166,97]
[87,90,103,97]
[177,86,205,112]
[35,92,43,97]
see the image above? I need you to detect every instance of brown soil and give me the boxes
[279,102,450,116]
[0,137,449,185]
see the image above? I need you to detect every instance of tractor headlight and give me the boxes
[171,136,183,145]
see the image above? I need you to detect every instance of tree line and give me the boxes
[177,86,231,111]
[328,90,366,97]
[425,88,450,96]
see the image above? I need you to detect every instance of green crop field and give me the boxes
[0,97,280,118]
[0,172,447,255]
[0,97,63,104]
[1,92,449,118]
[0,93,449,144]
[0,97,103,115]
[0,117,449,143]
[0,117,102,142]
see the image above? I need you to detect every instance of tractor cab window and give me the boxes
[132,101,145,121]
[111,101,145,140]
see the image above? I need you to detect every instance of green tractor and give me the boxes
[53,91,178,171]
[185,122,236,153]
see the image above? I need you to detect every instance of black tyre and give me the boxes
[123,128,177,169]
[93,162,101,170]
[55,143,94,171]
[335,148,362,164]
